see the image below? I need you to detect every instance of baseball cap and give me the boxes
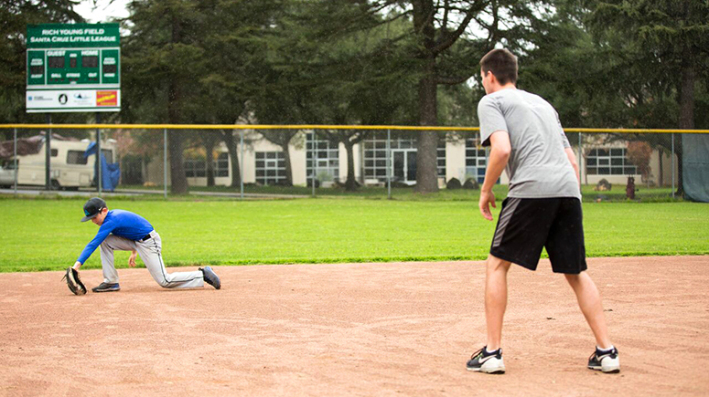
[81,197,107,222]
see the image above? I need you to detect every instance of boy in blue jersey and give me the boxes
[72,197,221,292]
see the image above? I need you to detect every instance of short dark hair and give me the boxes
[480,48,518,85]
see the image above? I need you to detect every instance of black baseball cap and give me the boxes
[81,197,107,222]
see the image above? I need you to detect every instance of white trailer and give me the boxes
[0,138,116,190]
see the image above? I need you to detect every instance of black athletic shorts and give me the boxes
[489,197,587,274]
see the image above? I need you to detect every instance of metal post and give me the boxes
[387,129,392,200]
[96,113,102,196]
[671,133,675,199]
[13,128,17,194]
[45,114,51,191]
[312,132,317,197]
[578,132,583,185]
[163,128,168,199]
[240,129,244,200]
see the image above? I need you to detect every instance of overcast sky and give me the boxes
[74,0,130,23]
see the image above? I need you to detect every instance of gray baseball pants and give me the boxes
[99,231,204,288]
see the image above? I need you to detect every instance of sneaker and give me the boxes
[466,347,505,374]
[92,282,120,293]
[200,266,221,290]
[588,346,620,373]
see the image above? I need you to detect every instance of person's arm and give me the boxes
[74,224,112,269]
[479,131,511,221]
[564,147,580,185]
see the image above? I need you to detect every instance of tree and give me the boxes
[588,0,709,195]
[122,0,212,194]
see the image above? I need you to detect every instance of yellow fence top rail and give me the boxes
[0,124,708,134]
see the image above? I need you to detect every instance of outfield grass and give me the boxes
[0,196,706,272]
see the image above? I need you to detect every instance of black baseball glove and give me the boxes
[62,267,87,296]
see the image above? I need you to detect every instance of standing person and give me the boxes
[73,197,221,292]
[466,49,619,374]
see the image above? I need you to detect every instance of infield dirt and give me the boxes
[1,256,707,396]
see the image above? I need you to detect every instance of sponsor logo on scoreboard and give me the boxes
[96,91,118,106]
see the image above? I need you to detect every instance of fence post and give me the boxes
[45,114,51,191]
[240,129,244,200]
[387,129,391,200]
[96,113,102,196]
[671,133,675,199]
[578,132,583,185]
[163,128,168,199]
[13,128,17,195]
[312,132,317,197]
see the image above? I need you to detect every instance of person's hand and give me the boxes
[128,251,137,268]
[479,190,496,221]
[72,261,82,271]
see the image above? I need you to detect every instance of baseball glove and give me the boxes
[62,267,87,296]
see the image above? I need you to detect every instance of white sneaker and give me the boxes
[588,346,620,373]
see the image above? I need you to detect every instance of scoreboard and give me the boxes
[26,23,120,113]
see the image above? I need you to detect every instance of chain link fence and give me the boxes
[1,124,707,201]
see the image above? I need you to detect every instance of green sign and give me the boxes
[27,24,120,49]
[26,23,120,113]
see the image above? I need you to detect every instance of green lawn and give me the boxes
[0,196,707,272]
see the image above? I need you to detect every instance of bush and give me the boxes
[446,178,462,189]
[463,178,480,190]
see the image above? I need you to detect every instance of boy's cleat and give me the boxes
[588,346,621,373]
[92,282,120,293]
[466,347,505,374]
[200,266,221,290]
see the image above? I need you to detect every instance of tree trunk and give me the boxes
[676,61,694,196]
[167,14,188,194]
[344,141,357,191]
[205,134,215,187]
[412,0,440,194]
[221,130,241,188]
[415,58,440,193]
[280,142,293,186]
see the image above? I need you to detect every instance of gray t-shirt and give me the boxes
[477,88,580,199]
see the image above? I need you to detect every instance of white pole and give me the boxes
[240,129,244,200]
[312,132,317,197]
[13,128,17,194]
[578,132,583,185]
[96,113,102,196]
[164,128,168,199]
[671,133,675,199]
[387,129,391,200]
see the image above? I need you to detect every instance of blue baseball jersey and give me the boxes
[77,209,154,264]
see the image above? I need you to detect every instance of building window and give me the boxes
[363,137,390,181]
[465,138,487,183]
[67,150,88,165]
[586,148,637,175]
[437,140,446,178]
[255,151,287,185]
[363,136,446,182]
[306,133,339,182]
[184,152,229,178]
[184,158,206,177]
[215,152,229,177]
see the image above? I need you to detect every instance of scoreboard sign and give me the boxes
[26,23,120,113]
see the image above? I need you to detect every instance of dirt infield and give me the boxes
[1,256,707,396]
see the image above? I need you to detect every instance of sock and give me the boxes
[597,345,615,353]
[484,347,500,355]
